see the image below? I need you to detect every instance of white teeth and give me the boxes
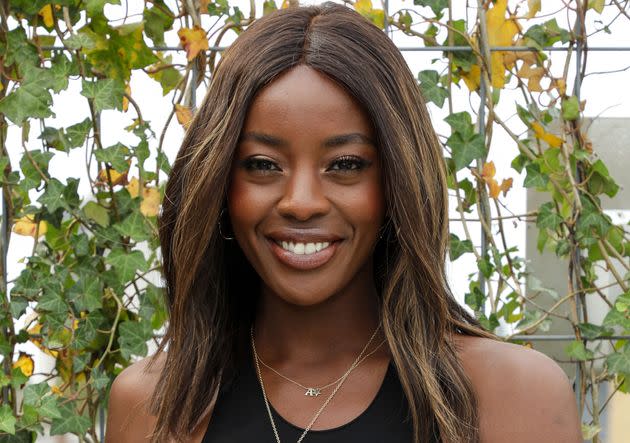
[277,241,333,255]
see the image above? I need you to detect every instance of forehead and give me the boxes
[242,65,373,138]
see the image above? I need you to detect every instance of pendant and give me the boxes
[305,388,321,397]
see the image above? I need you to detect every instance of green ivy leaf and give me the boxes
[447,133,486,171]
[83,201,110,227]
[143,0,174,46]
[118,320,153,359]
[69,274,103,312]
[23,383,49,406]
[72,310,107,350]
[38,396,62,420]
[449,233,473,260]
[148,58,183,96]
[0,69,55,125]
[413,0,447,16]
[94,143,130,172]
[105,249,148,282]
[606,346,630,373]
[19,150,53,190]
[63,32,97,50]
[615,292,630,313]
[90,367,110,390]
[561,96,580,121]
[85,0,121,17]
[536,202,562,230]
[418,70,448,107]
[523,163,549,188]
[114,211,152,242]
[577,323,613,340]
[38,292,68,315]
[3,27,39,70]
[444,112,475,140]
[50,403,91,436]
[38,178,67,213]
[565,340,594,361]
[0,405,16,434]
[81,79,125,112]
[588,159,619,198]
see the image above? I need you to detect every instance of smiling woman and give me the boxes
[105,2,581,443]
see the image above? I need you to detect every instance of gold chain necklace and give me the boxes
[250,324,382,443]
[256,338,385,397]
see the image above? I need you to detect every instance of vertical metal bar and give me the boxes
[573,0,585,415]
[476,1,490,298]
[0,169,8,406]
[99,404,105,441]
[383,0,390,37]
[190,62,198,111]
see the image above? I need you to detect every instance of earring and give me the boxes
[218,208,234,240]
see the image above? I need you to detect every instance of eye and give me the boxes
[240,157,281,174]
[327,155,371,173]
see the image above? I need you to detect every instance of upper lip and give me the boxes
[265,229,343,243]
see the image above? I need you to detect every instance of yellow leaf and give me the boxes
[122,83,131,113]
[281,0,290,8]
[526,0,541,18]
[97,168,128,186]
[13,352,34,377]
[486,0,520,46]
[531,122,563,148]
[199,0,210,13]
[500,177,513,197]
[517,63,545,92]
[481,161,496,180]
[462,64,481,91]
[354,0,385,29]
[486,0,520,89]
[13,216,47,238]
[126,177,160,215]
[51,385,63,395]
[175,104,193,129]
[38,5,54,28]
[552,78,566,96]
[126,177,140,198]
[487,178,501,199]
[178,26,209,61]
[490,52,507,89]
[140,187,161,217]
[588,0,605,14]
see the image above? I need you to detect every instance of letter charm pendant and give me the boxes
[305,388,321,397]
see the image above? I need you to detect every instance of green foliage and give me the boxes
[0,1,627,441]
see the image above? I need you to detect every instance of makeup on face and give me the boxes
[227,65,385,307]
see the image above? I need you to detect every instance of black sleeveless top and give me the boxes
[202,355,415,442]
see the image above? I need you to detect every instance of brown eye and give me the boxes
[327,155,371,172]
[241,157,281,173]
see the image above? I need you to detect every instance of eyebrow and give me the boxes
[239,131,375,148]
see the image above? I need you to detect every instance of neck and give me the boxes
[253,276,382,365]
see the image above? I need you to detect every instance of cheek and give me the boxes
[226,173,276,239]
[331,174,385,231]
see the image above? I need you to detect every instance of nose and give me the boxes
[276,166,331,221]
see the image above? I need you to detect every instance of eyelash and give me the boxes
[241,155,371,174]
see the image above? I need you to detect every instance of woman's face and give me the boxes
[228,65,385,306]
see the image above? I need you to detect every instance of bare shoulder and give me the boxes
[453,335,581,443]
[105,353,166,443]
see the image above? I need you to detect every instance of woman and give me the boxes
[106,3,581,442]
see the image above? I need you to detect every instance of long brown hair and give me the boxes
[150,3,496,442]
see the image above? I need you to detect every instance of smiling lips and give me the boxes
[267,237,340,270]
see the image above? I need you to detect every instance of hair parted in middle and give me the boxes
[151,3,497,442]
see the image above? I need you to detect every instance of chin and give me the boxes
[269,282,339,308]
